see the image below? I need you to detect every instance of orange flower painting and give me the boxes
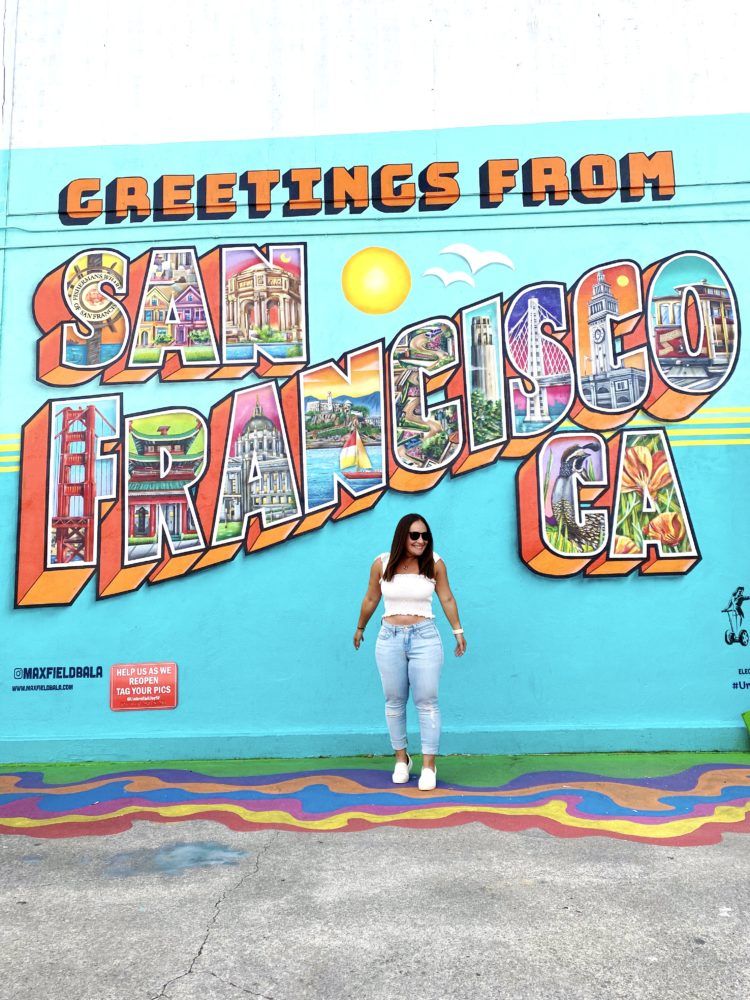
[614,534,640,554]
[644,512,686,547]
[614,433,693,558]
[620,445,672,498]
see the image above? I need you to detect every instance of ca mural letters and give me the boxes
[16,247,739,606]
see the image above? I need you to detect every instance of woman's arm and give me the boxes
[434,561,467,657]
[353,558,383,650]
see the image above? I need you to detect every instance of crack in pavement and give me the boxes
[203,969,275,998]
[150,831,280,1000]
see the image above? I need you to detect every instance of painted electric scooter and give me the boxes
[723,586,750,646]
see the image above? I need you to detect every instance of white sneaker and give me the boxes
[392,753,412,784]
[418,766,437,791]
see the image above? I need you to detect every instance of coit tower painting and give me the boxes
[470,315,500,401]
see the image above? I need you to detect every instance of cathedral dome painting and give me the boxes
[217,392,299,540]
[242,407,275,435]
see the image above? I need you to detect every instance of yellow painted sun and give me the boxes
[342,247,411,314]
[616,275,630,287]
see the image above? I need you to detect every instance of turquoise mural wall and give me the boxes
[1,113,748,761]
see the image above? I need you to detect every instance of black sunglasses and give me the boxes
[408,531,430,541]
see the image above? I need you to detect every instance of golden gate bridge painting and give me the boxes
[48,399,118,566]
[505,288,573,434]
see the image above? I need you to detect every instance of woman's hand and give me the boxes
[435,563,466,659]
[353,560,383,652]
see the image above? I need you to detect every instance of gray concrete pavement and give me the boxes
[1,822,749,1000]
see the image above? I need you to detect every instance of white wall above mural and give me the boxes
[2,0,748,149]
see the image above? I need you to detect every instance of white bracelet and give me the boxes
[452,628,464,634]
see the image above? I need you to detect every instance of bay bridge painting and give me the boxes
[47,398,119,566]
[505,286,573,435]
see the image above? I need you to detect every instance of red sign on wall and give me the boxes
[110,662,178,711]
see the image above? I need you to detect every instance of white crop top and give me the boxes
[378,551,442,619]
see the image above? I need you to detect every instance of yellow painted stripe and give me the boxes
[559,423,750,448]
[665,426,750,436]
[671,439,750,447]
[0,443,21,452]
[632,416,750,425]
[561,417,750,430]
[0,433,21,440]
[561,420,750,433]
[0,466,19,473]
[0,454,20,461]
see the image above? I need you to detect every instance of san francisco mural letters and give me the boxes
[16,243,739,607]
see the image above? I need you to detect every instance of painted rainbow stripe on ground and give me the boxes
[1,758,750,846]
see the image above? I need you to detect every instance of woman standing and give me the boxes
[353,513,467,790]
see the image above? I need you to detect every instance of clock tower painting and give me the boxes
[580,269,647,410]
[589,271,618,375]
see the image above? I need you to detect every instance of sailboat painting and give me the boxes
[340,424,381,480]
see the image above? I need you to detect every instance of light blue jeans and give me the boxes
[374,620,444,755]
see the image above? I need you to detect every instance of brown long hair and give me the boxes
[383,513,435,581]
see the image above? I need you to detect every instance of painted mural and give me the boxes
[537,433,607,557]
[130,250,218,367]
[213,385,301,544]
[62,252,129,369]
[391,320,461,471]
[46,396,119,567]
[302,344,385,512]
[222,244,306,364]
[125,411,207,564]
[2,115,749,764]
[462,296,506,449]
[19,241,739,605]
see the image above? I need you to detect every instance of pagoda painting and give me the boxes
[126,414,206,561]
